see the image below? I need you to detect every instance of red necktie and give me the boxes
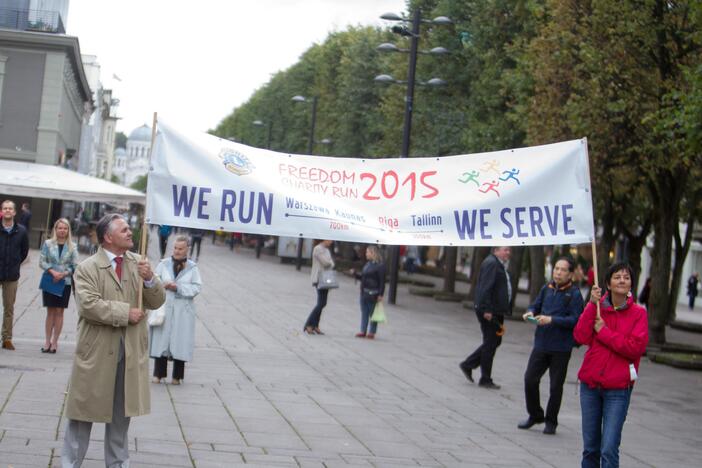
[114,256,123,281]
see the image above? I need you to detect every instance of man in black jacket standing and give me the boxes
[0,200,29,350]
[459,246,512,389]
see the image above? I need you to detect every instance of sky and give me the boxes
[67,0,408,136]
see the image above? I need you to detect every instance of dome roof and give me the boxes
[128,124,152,142]
[115,147,126,156]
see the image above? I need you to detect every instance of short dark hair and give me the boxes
[96,213,125,244]
[604,262,634,289]
[555,256,575,272]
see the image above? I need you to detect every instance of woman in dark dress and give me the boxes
[39,218,78,353]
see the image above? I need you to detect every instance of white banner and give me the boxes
[146,120,595,246]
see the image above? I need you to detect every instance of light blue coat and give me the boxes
[39,239,78,285]
[148,258,202,361]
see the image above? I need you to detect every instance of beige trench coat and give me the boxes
[65,247,165,423]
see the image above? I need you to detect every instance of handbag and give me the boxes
[39,271,66,297]
[318,270,339,289]
[147,305,166,326]
[371,302,387,323]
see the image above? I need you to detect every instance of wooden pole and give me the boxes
[137,112,158,311]
[582,138,601,318]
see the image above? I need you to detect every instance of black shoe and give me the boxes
[518,417,545,430]
[459,363,474,383]
[478,381,501,390]
[543,423,557,435]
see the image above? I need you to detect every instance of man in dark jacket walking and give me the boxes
[519,257,584,435]
[459,246,512,389]
[0,200,29,350]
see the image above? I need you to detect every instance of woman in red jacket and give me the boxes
[573,262,648,468]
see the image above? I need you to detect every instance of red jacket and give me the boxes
[574,294,649,389]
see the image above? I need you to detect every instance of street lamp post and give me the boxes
[252,119,273,149]
[377,10,451,305]
[252,119,274,259]
[292,95,319,271]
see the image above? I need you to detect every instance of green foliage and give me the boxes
[114,131,127,149]
[130,175,147,193]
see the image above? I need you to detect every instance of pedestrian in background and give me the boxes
[637,277,651,309]
[519,257,583,435]
[574,262,648,468]
[62,214,165,467]
[304,240,334,335]
[157,224,172,258]
[39,218,78,354]
[189,228,204,261]
[351,245,385,339]
[0,200,29,350]
[18,202,32,230]
[459,246,512,389]
[687,272,699,309]
[150,235,202,385]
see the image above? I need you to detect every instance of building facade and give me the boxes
[0,28,92,167]
[122,124,151,187]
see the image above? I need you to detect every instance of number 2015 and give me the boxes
[359,171,439,201]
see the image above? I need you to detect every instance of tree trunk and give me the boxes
[508,247,525,305]
[648,173,684,345]
[467,247,491,301]
[529,246,545,301]
[597,198,616,284]
[621,219,652,298]
[667,207,697,322]
[443,246,458,293]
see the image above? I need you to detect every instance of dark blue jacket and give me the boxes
[0,223,29,281]
[528,281,584,352]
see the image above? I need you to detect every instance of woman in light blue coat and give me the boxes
[149,235,202,384]
[39,218,78,353]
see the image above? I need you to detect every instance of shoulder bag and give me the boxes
[318,270,339,289]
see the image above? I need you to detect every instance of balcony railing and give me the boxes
[0,8,65,34]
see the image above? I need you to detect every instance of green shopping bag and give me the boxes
[371,302,387,323]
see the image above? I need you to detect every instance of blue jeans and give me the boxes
[580,383,632,468]
[360,297,378,335]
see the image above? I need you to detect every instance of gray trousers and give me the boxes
[62,340,130,468]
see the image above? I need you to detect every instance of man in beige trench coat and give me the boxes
[62,214,165,467]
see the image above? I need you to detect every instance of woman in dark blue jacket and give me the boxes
[352,245,386,339]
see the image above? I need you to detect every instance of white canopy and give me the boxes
[0,160,146,205]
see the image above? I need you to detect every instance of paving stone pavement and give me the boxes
[1,235,701,467]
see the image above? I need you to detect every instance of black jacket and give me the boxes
[474,253,511,316]
[0,223,29,281]
[358,261,386,299]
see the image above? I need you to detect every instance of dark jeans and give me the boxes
[154,357,185,380]
[524,349,571,425]
[190,237,202,259]
[580,383,632,468]
[360,296,378,335]
[462,311,503,384]
[689,294,697,309]
[305,287,329,328]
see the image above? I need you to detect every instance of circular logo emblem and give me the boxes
[219,148,255,176]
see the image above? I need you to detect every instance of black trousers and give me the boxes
[462,311,503,384]
[190,237,202,258]
[305,287,329,328]
[158,234,169,258]
[524,349,571,425]
[154,356,185,380]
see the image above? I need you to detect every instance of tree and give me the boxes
[130,175,147,193]
[114,131,127,149]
